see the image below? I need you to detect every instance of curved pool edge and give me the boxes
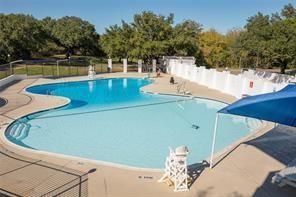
[138,91,273,166]
[0,131,163,172]
[2,76,165,172]
[1,75,272,173]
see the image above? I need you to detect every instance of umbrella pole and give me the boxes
[210,113,220,169]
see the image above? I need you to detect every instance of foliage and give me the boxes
[234,4,296,73]
[198,4,296,73]
[100,21,133,59]
[129,12,174,63]
[1,4,295,73]
[0,14,45,63]
[0,14,101,63]
[199,29,228,67]
[100,12,202,63]
[52,16,100,55]
[171,20,202,56]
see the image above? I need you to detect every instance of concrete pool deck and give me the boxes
[0,73,295,196]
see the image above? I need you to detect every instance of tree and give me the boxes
[230,30,248,68]
[234,4,296,73]
[171,20,202,56]
[129,12,174,63]
[281,3,296,18]
[244,13,272,68]
[268,12,296,73]
[225,28,244,67]
[199,29,229,67]
[100,21,133,60]
[101,12,204,63]
[52,16,99,55]
[38,17,64,56]
[0,14,45,62]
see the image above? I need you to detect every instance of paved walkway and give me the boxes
[0,73,295,196]
[0,145,88,196]
[0,79,35,115]
[0,79,89,196]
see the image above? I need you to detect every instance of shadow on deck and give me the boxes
[245,125,296,196]
[0,144,94,197]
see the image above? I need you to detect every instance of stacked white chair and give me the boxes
[88,65,96,79]
[158,146,189,192]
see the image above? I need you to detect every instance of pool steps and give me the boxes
[9,122,30,141]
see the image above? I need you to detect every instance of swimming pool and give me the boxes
[6,78,261,169]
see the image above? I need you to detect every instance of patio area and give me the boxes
[0,73,295,196]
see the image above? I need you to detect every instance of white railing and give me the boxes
[167,59,290,98]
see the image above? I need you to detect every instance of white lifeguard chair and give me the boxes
[158,146,189,192]
[88,65,96,79]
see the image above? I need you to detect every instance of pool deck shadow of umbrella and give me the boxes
[252,170,296,197]
[245,124,296,166]
[187,160,209,188]
[244,124,296,196]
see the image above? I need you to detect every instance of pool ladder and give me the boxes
[177,81,187,94]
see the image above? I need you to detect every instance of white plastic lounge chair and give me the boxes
[272,158,296,188]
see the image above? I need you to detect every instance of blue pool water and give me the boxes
[6,78,261,169]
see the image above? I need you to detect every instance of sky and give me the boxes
[0,0,294,34]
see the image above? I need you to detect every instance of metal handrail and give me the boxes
[177,81,186,94]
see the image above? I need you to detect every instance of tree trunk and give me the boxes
[256,53,259,68]
[280,64,287,74]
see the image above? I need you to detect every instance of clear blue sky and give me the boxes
[0,0,293,34]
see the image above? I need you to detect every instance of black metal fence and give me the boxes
[0,59,118,80]
[0,58,164,80]
[0,63,11,79]
[0,144,92,197]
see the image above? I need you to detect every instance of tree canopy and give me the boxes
[52,16,100,55]
[0,4,295,73]
[0,14,101,63]
[100,12,202,63]
[0,14,45,62]
[233,4,296,73]
[197,4,296,73]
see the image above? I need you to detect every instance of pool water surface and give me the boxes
[6,78,261,169]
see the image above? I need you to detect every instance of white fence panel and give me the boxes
[167,61,289,99]
[215,71,228,91]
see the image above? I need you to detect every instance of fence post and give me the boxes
[26,64,28,75]
[42,63,44,76]
[123,59,127,73]
[152,59,156,72]
[51,64,54,77]
[9,62,13,75]
[138,60,142,73]
[56,61,59,77]
[108,58,112,73]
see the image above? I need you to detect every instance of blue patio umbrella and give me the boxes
[210,84,296,168]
